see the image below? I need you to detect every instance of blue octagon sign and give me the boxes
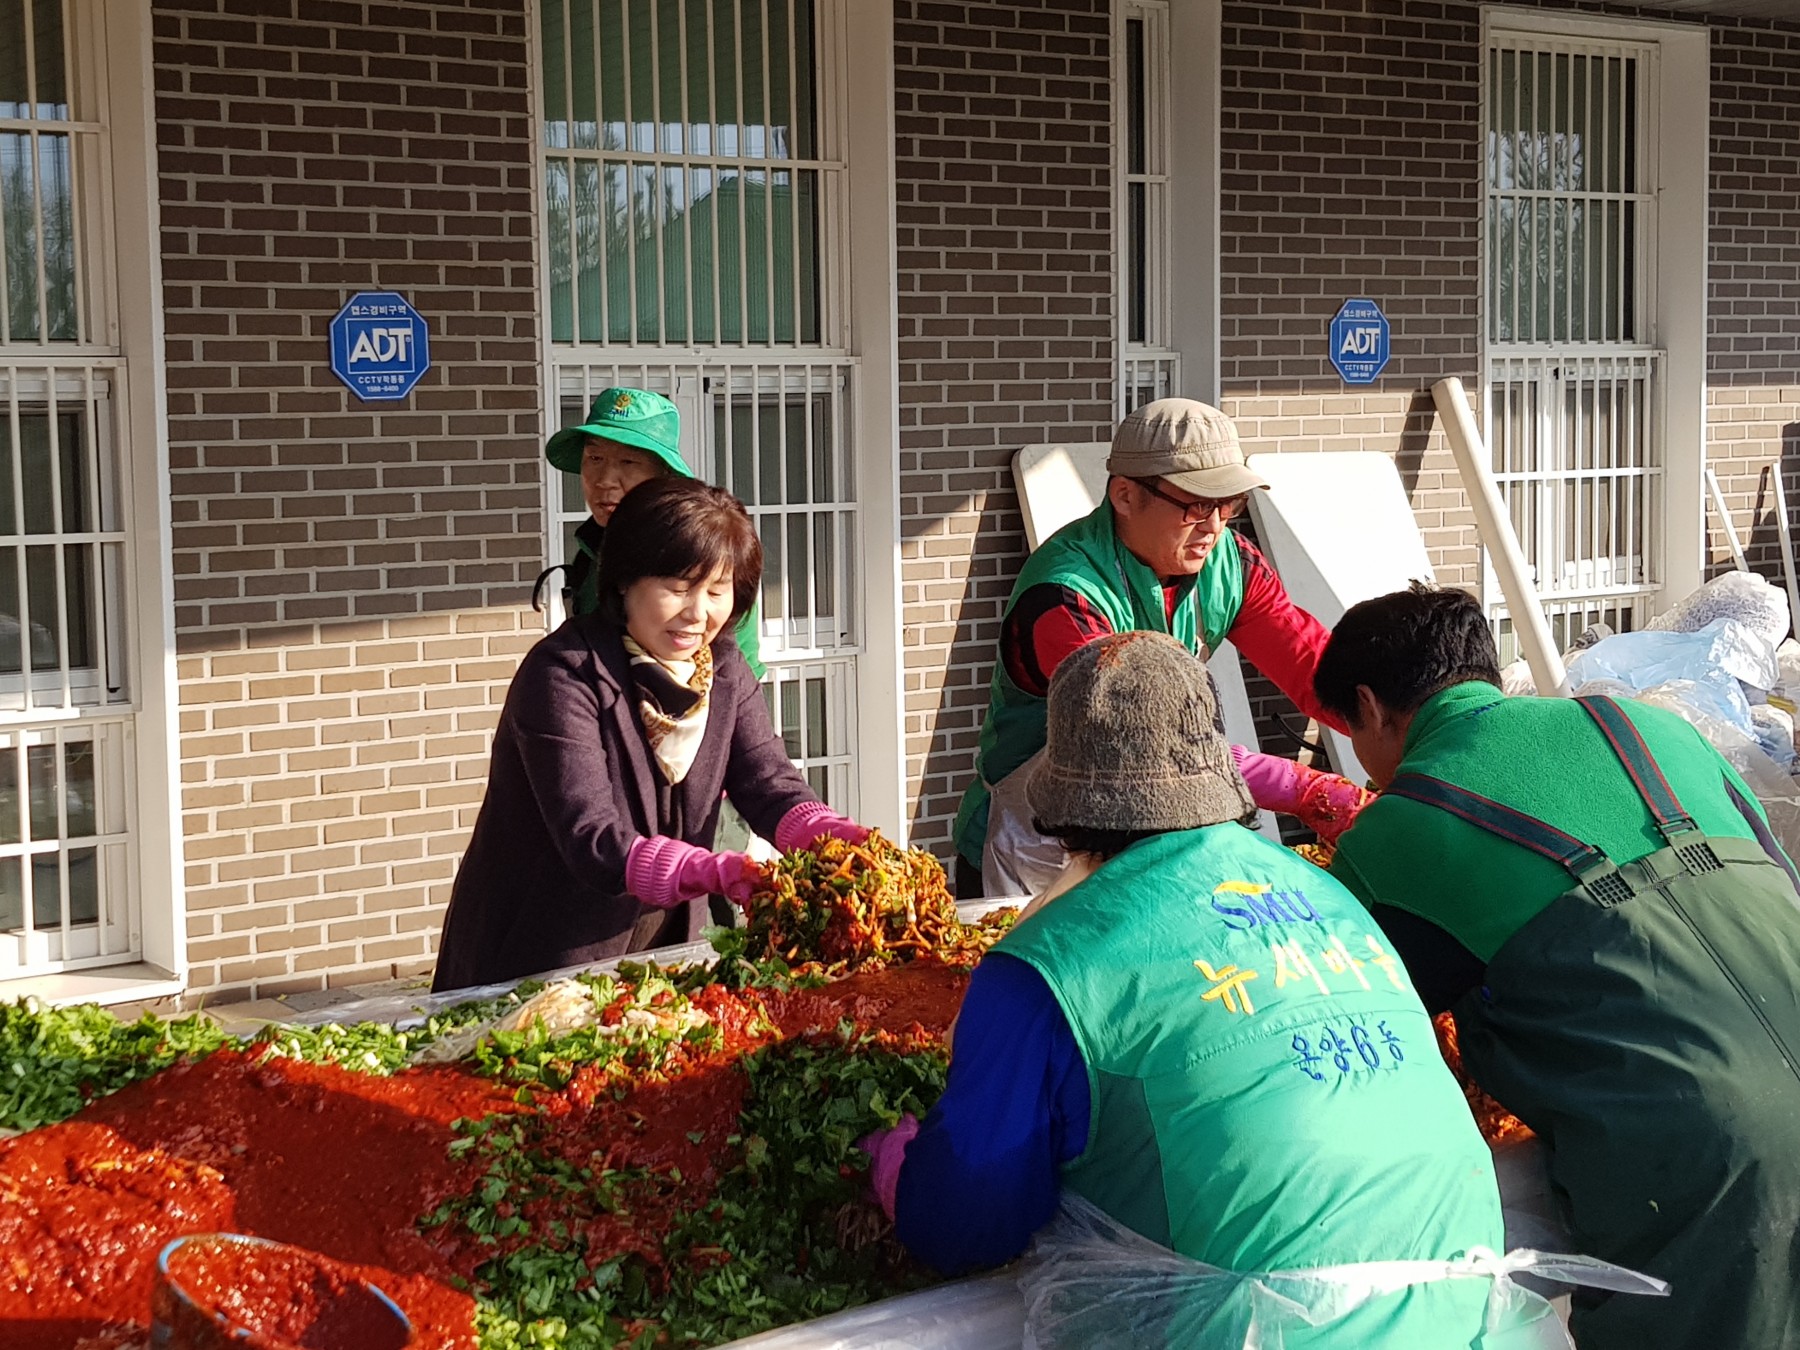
[1328,297,1390,385]
[329,291,430,401]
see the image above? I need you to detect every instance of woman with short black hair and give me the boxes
[432,476,864,991]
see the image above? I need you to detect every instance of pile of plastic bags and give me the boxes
[1508,571,1800,858]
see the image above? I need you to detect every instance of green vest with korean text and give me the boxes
[997,824,1503,1348]
[952,501,1246,867]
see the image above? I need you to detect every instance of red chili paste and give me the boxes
[157,1236,410,1350]
[0,1050,517,1350]
[0,964,975,1350]
[754,960,970,1040]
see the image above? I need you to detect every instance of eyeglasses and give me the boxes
[1132,477,1248,526]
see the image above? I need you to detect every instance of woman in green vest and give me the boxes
[1317,584,1800,1350]
[534,388,764,676]
[866,631,1505,1345]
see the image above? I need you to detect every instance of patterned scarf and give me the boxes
[623,636,714,785]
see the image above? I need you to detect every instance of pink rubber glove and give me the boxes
[625,835,760,909]
[857,1113,920,1222]
[1230,745,1375,847]
[775,800,871,853]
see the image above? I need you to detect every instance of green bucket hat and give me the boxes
[545,388,691,477]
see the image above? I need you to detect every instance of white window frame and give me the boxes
[1117,0,1179,414]
[530,0,904,836]
[1480,9,1708,630]
[1115,0,1221,409]
[0,2,183,1000]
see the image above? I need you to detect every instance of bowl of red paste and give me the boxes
[151,1233,412,1350]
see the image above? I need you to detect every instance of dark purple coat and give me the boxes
[430,613,815,992]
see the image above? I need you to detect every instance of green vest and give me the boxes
[1379,696,1800,1350]
[952,502,1247,867]
[1330,682,1787,961]
[998,825,1503,1348]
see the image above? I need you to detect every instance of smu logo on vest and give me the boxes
[329,291,430,401]
[1209,880,1322,931]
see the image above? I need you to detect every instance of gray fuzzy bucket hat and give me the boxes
[1026,631,1255,834]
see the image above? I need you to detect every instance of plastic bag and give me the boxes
[1749,702,1797,768]
[982,752,1070,900]
[1646,571,1790,647]
[1500,659,1538,698]
[1018,1195,1665,1350]
[1564,618,1780,736]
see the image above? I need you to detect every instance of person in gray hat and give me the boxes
[952,398,1357,898]
[862,632,1505,1345]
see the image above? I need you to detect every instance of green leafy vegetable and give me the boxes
[0,997,230,1133]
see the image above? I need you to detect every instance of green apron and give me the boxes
[1385,695,1800,1350]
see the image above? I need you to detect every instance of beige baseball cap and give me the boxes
[1105,398,1269,498]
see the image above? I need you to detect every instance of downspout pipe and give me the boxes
[1431,377,1570,697]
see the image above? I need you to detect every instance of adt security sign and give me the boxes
[1328,297,1389,385]
[329,292,429,401]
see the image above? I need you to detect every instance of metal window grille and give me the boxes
[1121,353,1177,415]
[764,658,851,807]
[545,356,862,802]
[1118,2,1179,419]
[539,3,861,810]
[0,1,138,978]
[1482,35,1663,653]
[1,0,104,348]
[540,0,839,347]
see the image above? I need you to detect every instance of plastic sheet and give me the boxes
[1564,618,1779,735]
[1645,571,1790,647]
[715,1274,1023,1350]
[278,902,1024,1031]
[1749,702,1797,768]
[276,940,719,1030]
[1017,1195,1664,1350]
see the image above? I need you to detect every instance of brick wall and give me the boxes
[893,0,1115,857]
[1217,0,1482,758]
[1697,17,1800,584]
[154,0,542,998]
[1219,0,1483,587]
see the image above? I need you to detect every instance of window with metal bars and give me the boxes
[1,0,82,346]
[546,361,857,658]
[1119,1,1178,418]
[0,0,138,977]
[537,1,861,811]
[541,0,827,347]
[1482,35,1664,657]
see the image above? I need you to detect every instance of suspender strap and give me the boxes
[1384,772,1612,880]
[1574,695,1699,842]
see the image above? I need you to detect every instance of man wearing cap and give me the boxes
[865,632,1504,1343]
[538,387,764,676]
[953,398,1353,897]
[1315,584,1800,1350]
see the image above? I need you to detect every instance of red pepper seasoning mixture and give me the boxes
[0,1050,518,1350]
[154,1236,411,1350]
[0,962,974,1350]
